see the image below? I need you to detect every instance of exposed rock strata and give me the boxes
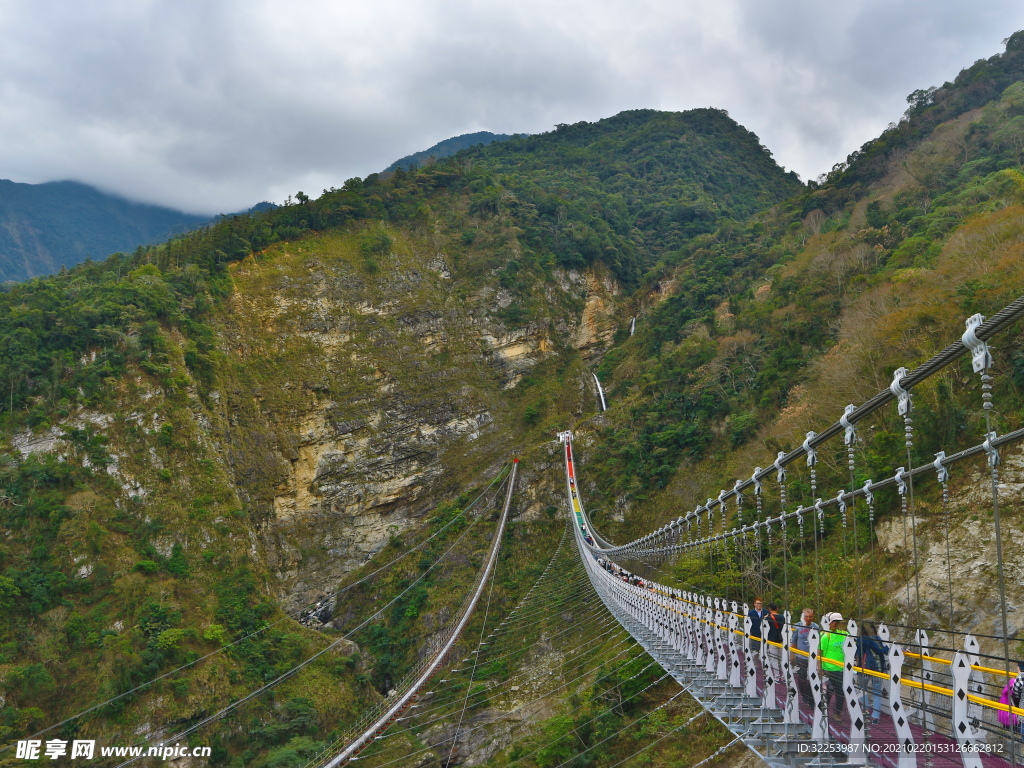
[218,250,622,614]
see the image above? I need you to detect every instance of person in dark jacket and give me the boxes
[747,598,766,652]
[764,603,785,683]
[856,621,887,723]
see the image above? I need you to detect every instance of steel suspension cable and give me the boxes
[8,463,513,753]
[595,294,1024,557]
[600,709,713,768]
[378,633,640,746]
[409,617,624,717]
[362,649,654,768]
[444,535,498,768]
[310,517,579,765]
[115,470,511,767]
[499,670,673,767]
[546,689,688,768]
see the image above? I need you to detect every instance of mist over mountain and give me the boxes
[0,179,211,283]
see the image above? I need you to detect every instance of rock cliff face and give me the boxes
[209,232,622,613]
[874,443,1024,645]
[570,270,620,359]
[0,222,628,757]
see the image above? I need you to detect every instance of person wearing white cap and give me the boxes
[820,612,847,719]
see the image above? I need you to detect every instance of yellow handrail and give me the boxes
[617,579,1024,716]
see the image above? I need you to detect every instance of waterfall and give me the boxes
[593,373,607,412]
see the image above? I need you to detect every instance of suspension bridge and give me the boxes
[312,298,1024,767]
[556,297,1024,767]
[14,298,1024,767]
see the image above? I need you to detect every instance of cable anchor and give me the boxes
[774,452,787,483]
[840,404,857,445]
[983,431,1000,467]
[863,479,875,523]
[803,431,817,466]
[890,367,912,415]
[835,490,847,527]
[933,451,949,483]
[962,313,992,372]
[895,467,908,496]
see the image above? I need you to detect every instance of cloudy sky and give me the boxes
[2,0,1022,214]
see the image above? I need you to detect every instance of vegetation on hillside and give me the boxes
[0,107,799,427]
[588,55,1024,502]
[574,35,1024,659]
[384,131,513,172]
[0,104,800,765]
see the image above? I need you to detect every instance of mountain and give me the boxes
[2,29,1024,767]
[0,179,210,283]
[587,30,1024,507]
[579,31,1024,633]
[383,130,513,172]
[0,106,798,765]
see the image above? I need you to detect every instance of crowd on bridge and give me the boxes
[595,557,650,588]
[743,596,1024,733]
[745,598,892,723]
[593,541,1024,737]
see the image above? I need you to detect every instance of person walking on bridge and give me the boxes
[819,613,847,719]
[747,598,766,653]
[856,621,887,724]
[791,608,820,713]
[765,603,785,685]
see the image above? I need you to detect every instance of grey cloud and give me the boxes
[0,0,1022,213]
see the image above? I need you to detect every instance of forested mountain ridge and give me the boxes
[585,31,1024,508]
[0,179,210,283]
[574,33,1024,639]
[384,130,514,172]
[456,108,803,284]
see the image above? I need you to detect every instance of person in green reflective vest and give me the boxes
[819,612,847,719]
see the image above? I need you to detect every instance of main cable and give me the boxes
[114,469,511,767]
[500,669,671,767]
[385,624,631,735]
[444,533,498,767]
[362,644,652,768]
[9,463,511,752]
